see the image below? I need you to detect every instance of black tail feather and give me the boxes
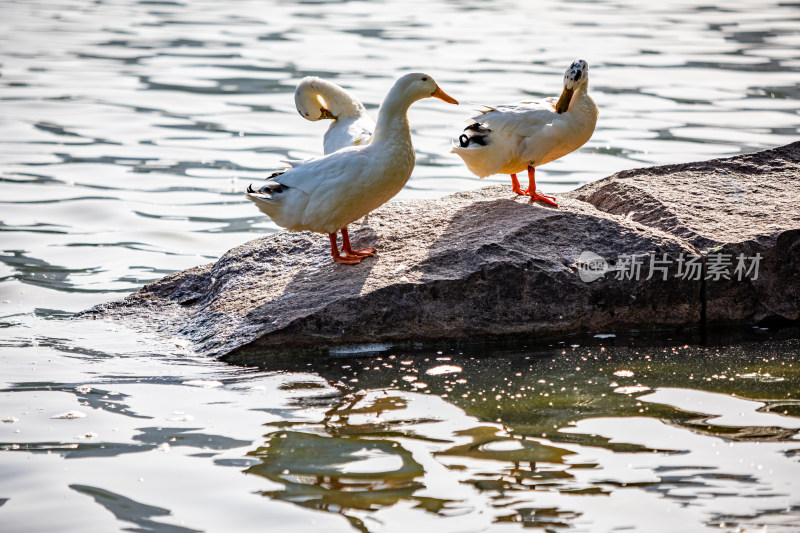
[245,179,289,197]
[245,167,291,197]
[459,123,491,147]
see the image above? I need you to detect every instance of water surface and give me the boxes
[1,0,799,531]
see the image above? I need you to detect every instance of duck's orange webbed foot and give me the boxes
[344,247,377,258]
[524,190,558,206]
[339,227,377,261]
[329,232,363,265]
[523,166,558,207]
[333,255,363,264]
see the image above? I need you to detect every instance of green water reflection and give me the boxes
[241,337,800,531]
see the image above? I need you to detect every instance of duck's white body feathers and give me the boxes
[294,77,375,154]
[249,73,455,236]
[261,137,414,234]
[451,60,598,178]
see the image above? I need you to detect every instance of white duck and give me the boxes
[294,76,375,154]
[451,59,598,206]
[247,73,458,264]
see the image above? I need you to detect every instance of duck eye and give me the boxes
[421,77,428,81]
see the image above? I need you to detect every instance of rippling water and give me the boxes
[1,0,799,531]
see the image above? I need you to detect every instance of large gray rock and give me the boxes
[575,143,800,325]
[82,142,800,358]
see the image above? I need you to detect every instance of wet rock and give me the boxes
[82,142,800,358]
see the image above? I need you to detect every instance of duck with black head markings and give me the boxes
[451,59,598,207]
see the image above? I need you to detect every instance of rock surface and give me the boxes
[82,142,800,358]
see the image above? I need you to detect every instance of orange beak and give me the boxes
[431,85,458,104]
[555,87,574,114]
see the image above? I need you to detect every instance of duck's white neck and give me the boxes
[569,83,596,113]
[371,93,414,146]
[315,79,365,119]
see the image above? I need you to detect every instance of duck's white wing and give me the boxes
[517,113,576,163]
[351,114,375,144]
[350,124,373,146]
[472,99,560,138]
[323,115,375,154]
[470,98,577,165]
[475,97,558,115]
[272,146,366,195]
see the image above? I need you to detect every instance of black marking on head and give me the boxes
[566,60,587,81]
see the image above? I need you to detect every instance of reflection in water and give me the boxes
[240,339,800,531]
[249,431,424,532]
[1,328,799,531]
[71,484,202,533]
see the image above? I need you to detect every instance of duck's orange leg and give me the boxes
[329,232,362,264]
[510,173,525,195]
[341,227,376,258]
[523,166,558,206]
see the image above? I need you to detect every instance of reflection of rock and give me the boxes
[83,143,800,358]
[244,389,493,531]
[247,431,423,501]
[435,425,572,464]
[245,384,580,530]
[240,341,800,530]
